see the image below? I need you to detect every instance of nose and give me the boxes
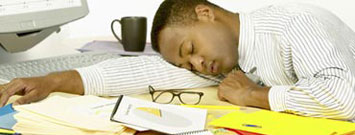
[190,55,205,72]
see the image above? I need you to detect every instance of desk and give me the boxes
[5,86,234,135]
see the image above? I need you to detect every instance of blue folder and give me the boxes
[0,104,17,130]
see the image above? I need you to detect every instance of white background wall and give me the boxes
[64,0,355,41]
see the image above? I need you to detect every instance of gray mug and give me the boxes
[111,17,147,52]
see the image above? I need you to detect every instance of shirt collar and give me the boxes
[238,12,256,73]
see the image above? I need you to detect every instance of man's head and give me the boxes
[151,0,240,75]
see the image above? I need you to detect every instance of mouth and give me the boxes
[208,61,218,74]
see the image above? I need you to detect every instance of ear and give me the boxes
[195,4,215,22]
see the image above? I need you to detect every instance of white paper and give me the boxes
[111,96,207,134]
[77,40,159,56]
[73,98,148,131]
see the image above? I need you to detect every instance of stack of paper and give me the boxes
[13,96,135,135]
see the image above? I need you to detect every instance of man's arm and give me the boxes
[268,13,355,120]
[0,70,83,107]
[48,71,84,94]
[0,55,218,107]
[77,56,218,96]
[219,12,355,120]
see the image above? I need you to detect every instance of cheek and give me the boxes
[212,33,238,72]
[198,38,238,72]
[212,34,238,57]
[196,26,238,71]
[199,31,236,53]
[222,52,238,72]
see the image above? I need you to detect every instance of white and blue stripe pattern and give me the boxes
[240,4,355,120]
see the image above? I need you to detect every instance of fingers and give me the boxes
[228,70,247,79]
[0,84,6,89]
[0,79,26,107]
[225,70,257,87]
[218,92,228,101]
[14,90,41,105]
[217,88,225,101]
[224,71,242,82]
[0,83,8,93]
[217,86,229,102]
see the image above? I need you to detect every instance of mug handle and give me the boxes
[111,19,122,43]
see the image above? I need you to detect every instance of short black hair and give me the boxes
[151,0,220,52]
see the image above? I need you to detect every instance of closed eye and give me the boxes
[190,43,195,54]
[189,43,195,71]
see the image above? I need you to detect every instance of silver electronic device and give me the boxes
[0,0,89,53]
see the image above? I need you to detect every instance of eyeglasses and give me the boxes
[148,85,204,105]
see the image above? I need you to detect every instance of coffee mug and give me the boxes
[111,16,147,52]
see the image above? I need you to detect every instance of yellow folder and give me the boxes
[206,106,355,135]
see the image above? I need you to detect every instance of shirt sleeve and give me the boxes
[268,13,355,120]
[75,55,218,96]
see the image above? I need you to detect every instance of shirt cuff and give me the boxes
[75,65,105,95]
[268,86,291,112]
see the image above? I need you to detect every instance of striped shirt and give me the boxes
[76,4,355,120]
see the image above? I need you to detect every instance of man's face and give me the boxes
[159,20,238,75]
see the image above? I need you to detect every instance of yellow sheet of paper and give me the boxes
[209,108,355,135]
[0,128,15,134]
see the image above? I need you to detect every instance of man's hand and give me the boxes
[0,70,84,107]
[0,77,56,107]
[218,70,271,109]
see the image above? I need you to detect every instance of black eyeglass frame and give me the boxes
[148,85,204,105]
